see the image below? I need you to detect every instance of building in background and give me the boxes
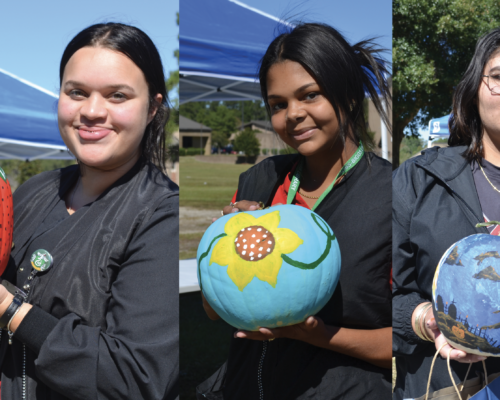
[179,115,212,156]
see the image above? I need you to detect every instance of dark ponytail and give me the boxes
[259,23,391,149]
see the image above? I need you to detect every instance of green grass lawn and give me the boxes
[180,232,204,260]
[179,157,253,209]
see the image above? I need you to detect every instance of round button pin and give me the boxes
[30,249,53,272]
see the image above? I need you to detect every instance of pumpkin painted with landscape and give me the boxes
[432,232,500,357]
[197,204,341,331]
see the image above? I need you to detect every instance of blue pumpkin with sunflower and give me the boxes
[197,204,341,331]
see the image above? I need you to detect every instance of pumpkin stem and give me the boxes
[476,221,500,228]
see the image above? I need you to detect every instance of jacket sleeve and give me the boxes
[17,194,179,400]
[392,164,433,357]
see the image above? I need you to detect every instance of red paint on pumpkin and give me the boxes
[0,170,13,276]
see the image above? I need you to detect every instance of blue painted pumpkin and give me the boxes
[432,233,500,356]
[197,204,341,331]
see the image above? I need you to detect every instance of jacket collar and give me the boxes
[414,146,488,232]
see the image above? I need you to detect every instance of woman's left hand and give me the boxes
[234,316,328,346]
[235,316,392,369]
[0,282,13,315]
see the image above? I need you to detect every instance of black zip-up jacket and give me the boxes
[0,160,179,400]
[224,152,392,400]
[393,145,500,399]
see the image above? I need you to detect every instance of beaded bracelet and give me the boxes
[414,302,433,342]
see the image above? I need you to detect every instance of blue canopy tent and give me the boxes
[179,0,292,104]
[0,68,73,161]
[428,114,450,141]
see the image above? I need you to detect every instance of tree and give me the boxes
[234,128,260,157]
[393,0,500,168]
[206,105,238,148]
[399,136,425,163]
[179,101,268,151]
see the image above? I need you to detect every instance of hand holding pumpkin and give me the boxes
[234,316,327,344]
[222,200,260,216]
[0,283,12,310]
[421,306,487,363]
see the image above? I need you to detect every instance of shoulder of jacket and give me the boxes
[15,165,77,195]
[394,146,467,180]
[239,154,299,181]
[141,162,179,195]
[365,151,393,170]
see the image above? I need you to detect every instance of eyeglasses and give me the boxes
[483,75,500,94]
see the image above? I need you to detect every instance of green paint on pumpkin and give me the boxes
[198,233,227,291]
[0,167,6,183]
[282,213,336,270]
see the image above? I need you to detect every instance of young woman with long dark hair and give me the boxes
[200,23,393,400]
[393,28,500,399]
[0,23,178,400]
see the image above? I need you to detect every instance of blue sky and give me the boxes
[240,0,392,57]
[0,0,179,98]
[1,0,395,132]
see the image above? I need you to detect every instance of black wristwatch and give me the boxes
[0,293,25,329]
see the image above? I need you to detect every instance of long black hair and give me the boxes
[259,23,391,149]
[449,28,500,162]
[60,23,169,172]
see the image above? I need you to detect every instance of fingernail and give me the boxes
[457,352,466,358]
[249,205,257,210]
[232,208,239,213]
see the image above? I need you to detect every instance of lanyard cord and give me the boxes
[287,143,364,211]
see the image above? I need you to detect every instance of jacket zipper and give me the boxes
[257,341,268,400]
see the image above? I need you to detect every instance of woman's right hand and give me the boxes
[222,200,260,216]
[212,200,261,223]
[416,304,487,363]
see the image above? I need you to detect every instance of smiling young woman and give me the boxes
[58,46,157,171]
[0,23,178,400]
[200,23,393,400]
[393,28,500,400]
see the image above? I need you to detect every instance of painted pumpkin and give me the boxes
[197,204,341,331]
[0,167,13,276]
[432,232,500,356]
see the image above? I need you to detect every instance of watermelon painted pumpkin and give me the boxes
[197,204,341,331]
[0,167,13,276]
[432,231,500,356]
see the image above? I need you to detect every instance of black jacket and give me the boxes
[393,146,500,399]
[224,152,392,400]
[0,161,179,400]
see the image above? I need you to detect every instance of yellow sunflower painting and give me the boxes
[209,210,303,291]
